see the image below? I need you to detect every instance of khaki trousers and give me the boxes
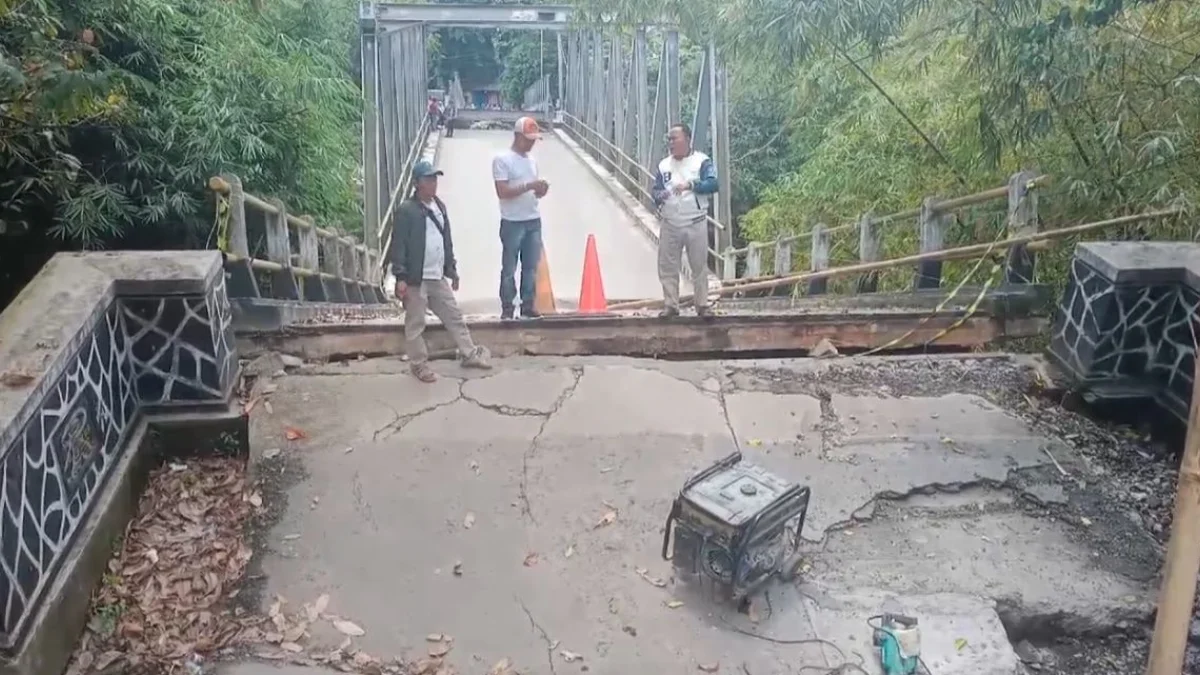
[403,278,476,365]
[658,218,710,310]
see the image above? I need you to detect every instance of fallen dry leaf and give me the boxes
[523,552,539,567]
[243,396,262,414]
[665,600,684,609]
[698,663,720,673]
[453,561,463,577]
[262,448,282,460]
[248,492,264,508]
[333,619,366,637]
[564,545,575,559]
[560,650,583,662]
[463,512,476,529]
[263,400,274,415]
[0,371,34,388]
[594,510,617,529]
[280,641,304,653]
[636,567,667,588]
[313,593,330,616]
[284,426,307,441]
[489,658,514,674]
[428,641,452,657]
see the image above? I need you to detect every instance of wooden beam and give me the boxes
[236,310,1047,362]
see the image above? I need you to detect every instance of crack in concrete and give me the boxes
[372,396,462,441]
[518,599,559,675]
[519,366,585,524]
[458,392,549,418]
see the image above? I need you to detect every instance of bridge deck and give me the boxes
[435,129,676,315]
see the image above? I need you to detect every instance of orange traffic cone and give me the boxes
[578,234,608,313]
[535,244,557,315]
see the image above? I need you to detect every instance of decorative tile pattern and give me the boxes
[0,277,235,651]
[1050,255,1200,421]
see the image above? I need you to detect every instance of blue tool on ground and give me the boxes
[869,613,922,675]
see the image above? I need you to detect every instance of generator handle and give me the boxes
[681,451,742,493]
[731,485,812,567]
[661,499,681,560]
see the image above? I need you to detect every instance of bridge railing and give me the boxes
[208,175,387,304]
[559,111,728,283]
[725,171,1050,294]
[376,112,433,280]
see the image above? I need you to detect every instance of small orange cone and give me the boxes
[534,244,557,315]
[578,234,608,313]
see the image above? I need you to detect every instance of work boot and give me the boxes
[521,306,542,320]
[659,306,680,319]
[462,346,493,370]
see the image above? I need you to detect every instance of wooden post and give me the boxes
[295,217,323,301]
[1004,169,1039,284]
[219,174,259,299]
[224,174,249,258]
[746,244,763,279]
[264,199,299,300]
[915,197,947,290]
[774,236,792,276]
[856,212,880,293]
[807,223,830,295]
[722,247,737,282]
[1146,356,1200,675]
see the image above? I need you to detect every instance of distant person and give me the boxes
[492,116,550,320]
[390,160,492,382]
[653,123,718,318]
[427,96,443,129]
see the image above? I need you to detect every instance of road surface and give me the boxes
[220,353,1159,675]
[434,130,672,315]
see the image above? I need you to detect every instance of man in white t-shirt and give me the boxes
[389,160,492,383]
[491,116,550,320]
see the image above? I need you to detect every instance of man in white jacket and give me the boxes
[653,123,719,318]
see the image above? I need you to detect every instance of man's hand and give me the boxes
[671,180,691,195]
[394,280,407,300]
[451,278,460,292]
[531,179,550,198]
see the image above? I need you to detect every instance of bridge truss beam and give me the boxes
[559,27,733,263]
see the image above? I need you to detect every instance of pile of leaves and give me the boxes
[66,458,260,674]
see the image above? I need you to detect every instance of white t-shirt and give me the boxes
[491,150,540,221]
[421,200,445,281]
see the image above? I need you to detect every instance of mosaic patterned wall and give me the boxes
[1050,256,1200,421]
[0,275,235,651]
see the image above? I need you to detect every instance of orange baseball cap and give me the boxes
[514,116,541,140]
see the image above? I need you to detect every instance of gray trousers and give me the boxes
[658,218,710,310]
[403,278,476,365]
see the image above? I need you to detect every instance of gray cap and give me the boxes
[412,160,443,180]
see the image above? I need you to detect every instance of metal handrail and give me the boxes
[377,114,434,245]
[561,112,727,232]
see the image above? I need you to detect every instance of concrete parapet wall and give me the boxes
[1049,241,1200,421]
[0,251,245,673]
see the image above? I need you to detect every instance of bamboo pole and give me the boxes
[1146,356,1200,675]
[609,209,1180,310]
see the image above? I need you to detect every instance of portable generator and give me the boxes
[661,452,811,603]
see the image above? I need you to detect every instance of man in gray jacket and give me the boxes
[390,160,492,382]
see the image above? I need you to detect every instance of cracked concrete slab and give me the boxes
[461,368,580,415]
[814,504,1153,630]
[724,392,823,450]
[239,355,1158,675]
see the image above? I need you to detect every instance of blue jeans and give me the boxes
[499,218,542,311]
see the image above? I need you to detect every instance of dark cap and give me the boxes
[412,160,443,180]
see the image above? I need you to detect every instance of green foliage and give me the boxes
[579,0,1200,275]
[0,0,362,249]
[495,31,558,108]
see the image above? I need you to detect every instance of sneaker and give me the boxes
[521,307,542,319]
[659,307,680,318]
[695,305,714,318]
[410,363,437,383]
[462,346,493,370]
[501,308,515,321]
